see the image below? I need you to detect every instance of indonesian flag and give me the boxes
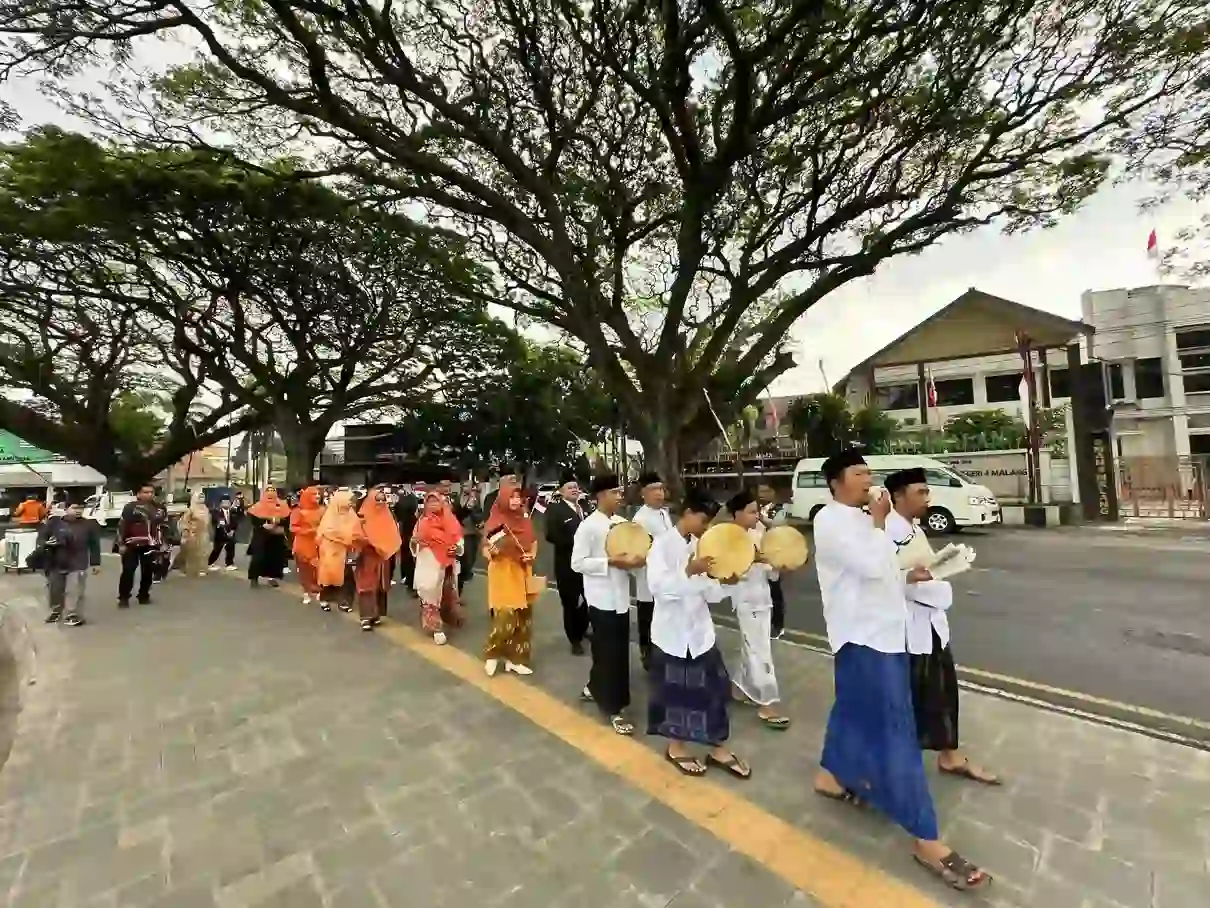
[1147,229,1159,260]
[765,397,780,432]
[926,369,937,408]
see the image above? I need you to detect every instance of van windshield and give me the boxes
[935,466,972,484]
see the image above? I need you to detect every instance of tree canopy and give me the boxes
[1,0,1203,481]
[0,128,510,485]
[398,338,614,474]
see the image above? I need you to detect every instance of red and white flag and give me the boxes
[765,397,780,432]
[1147,229,1159,260]
[926,369,937,408]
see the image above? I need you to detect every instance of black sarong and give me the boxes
[909,630,960,752]
[587,608,630,716]
[646,644,730,746]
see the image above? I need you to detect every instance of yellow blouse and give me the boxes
[485,547,537,612]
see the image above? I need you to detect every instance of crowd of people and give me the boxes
[24,456,996,893]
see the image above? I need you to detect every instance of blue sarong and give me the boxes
[821,644,939,840]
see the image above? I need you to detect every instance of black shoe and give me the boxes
[117,599,130,609]
[137,596,151,605]
[64,614,85,627]
[571,641,585,656]
[45,612,61,623]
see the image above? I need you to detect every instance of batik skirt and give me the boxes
[646,644,730,746]
[821,644,939,840]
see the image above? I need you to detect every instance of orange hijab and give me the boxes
[413,491,464,568]
[290,487,324,560]
[485,478,535,554]
[248,487,291,520]
[361,486,402,558]
[318,490,363,544]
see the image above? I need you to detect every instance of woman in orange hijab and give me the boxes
[246,487,291,588]
[317,490,365,613]
[355,486,402,631]
[290,487,324,606]
[412,490,465,644]
[482,477,541,676]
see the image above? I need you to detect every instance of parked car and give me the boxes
[790,454,1000,534]
[82,491,188,528]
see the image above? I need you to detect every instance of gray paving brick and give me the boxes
[1041,835,1154,907]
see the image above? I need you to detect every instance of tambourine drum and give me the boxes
[760,525,810,571]
[697,522,756,580]
[605,521,652,561]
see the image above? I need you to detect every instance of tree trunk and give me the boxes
[635,427,686,504]
[276,415,329,490]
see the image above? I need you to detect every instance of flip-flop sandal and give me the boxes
[815,787,865,807]
[705,752,751,779]
[665,751,707,776]
[610,715,635,736]
[759,714,791,729]
[913,851,992,891]
[940,760,1002,786]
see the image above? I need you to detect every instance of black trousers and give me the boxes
[588,608,631,716]
[208,532,236,566]
[909,631,960,752]
[398,545,416,588]
[769,577,785,634]
[555,554,589,645]
[636,600,654,659]
[118,546,155,601]
[459,535,479,591]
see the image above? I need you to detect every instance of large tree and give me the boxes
[0,129,507,486]
[0,258,260,486]
[1,0,1205,490]
[400,338,614,476]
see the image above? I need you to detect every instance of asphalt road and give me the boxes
[522,518,1210,742]
[751,525,1210,743]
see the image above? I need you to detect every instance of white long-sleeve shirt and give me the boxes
[647,529,725,658]
[570,510,631,614]
[730,526,775,612]
[813,501,909,654]
[631,504,674,601]
[886,510,953,654]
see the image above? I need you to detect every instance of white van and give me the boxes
[790,455,1000,534]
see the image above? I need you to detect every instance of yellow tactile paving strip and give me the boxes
[246,574,940,908]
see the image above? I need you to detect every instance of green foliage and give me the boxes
[785,394,854,457]
[852,406,897,453]
[107,392,165,455]
[943,410,1027,449]
[0,0,1200,479]
[398,339,614,472]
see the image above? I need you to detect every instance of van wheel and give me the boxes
[808,504,825,524]
[924,507,955,535]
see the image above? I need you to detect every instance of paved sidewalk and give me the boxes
[0,564,1206,908]
[0,567,828,908]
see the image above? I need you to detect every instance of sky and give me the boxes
[4,56,1207,402]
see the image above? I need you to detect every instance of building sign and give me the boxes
[1091,432,1117,520]
[0,430,59,465]
[934,450,1030,499]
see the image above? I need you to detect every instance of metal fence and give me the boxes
[1116,455,1209,519]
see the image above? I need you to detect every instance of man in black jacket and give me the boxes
[36,502,102,626]
[116,484,164,607]
[394,484,420,590]
[545,473,590,655]
[208,494,243,571]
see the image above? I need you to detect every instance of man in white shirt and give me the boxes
[725,489,789,728]
[813,449,990,893]
[647,491,750,780]
[632,472,674,671]
[756,484,787,638]
[885,468,1000,786]
[571,474,644,735]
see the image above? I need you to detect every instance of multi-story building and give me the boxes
[1081,284,1210,459]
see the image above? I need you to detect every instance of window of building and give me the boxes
[1176,327,1210,352]
[1183,371,1210,394]
[1107,363,1124,400]
[874,383,920,411]
[933,378,974,407]
[984,373,1023,403]
[1133,357,1166,399]
[1048,368,1070,398]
